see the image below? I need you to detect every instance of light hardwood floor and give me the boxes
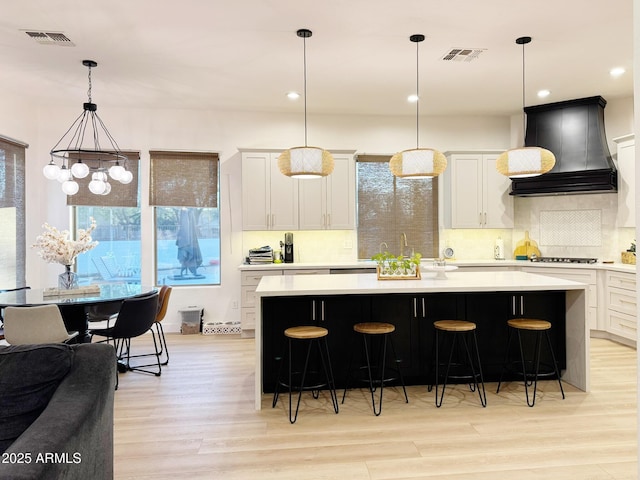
[113,334,638,479]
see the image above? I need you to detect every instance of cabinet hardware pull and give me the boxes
[484,212,487,225]
[422,298,426,318]
[321,300,325,321]
[327,213,331,227]
[479,213,482,226]
[520,296,524,315]
[413,298,417,318]
[512,296,516,316]
[312,300,316,321]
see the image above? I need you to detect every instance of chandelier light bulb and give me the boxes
[101,182,112,195]
[57,166,72,183]
[43,161,61,180]
[108,163,125,181]
[70,161,90,178]
[119,170,133,184]
[61,180,79,195]
[88,178,107,195]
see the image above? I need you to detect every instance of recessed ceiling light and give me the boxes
[537,89,551,98]
[610,67,626,78]
[286,91,300,100]
[407,94,419,103]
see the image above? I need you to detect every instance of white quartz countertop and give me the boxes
[255,270,587,297]
[240,259,636,274]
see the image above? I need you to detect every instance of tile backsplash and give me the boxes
[242,193,635,264]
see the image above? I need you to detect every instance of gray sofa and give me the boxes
[0,343,116,480]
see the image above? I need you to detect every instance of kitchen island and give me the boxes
[254,270,587,409]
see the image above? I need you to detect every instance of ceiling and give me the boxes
[0,0,633,118]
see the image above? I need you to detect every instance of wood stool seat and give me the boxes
[343,321,408,415]
[432,319,486,407]
[507,318,551,331]
[285,325,328,339]
[434,320,476,332]
[497,318,564,407]
[354,322,395,335]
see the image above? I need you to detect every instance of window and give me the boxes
[0,135,27,288]
[72,152,141,285]
[357,155,439,260]
[74,206,141,285]
[150,151,220,286]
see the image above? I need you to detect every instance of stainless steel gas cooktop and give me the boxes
[530,256,597,264]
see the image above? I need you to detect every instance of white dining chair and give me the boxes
[3,304,79,345]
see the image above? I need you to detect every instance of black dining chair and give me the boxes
[86,300,124,345]
[89,292,162,376]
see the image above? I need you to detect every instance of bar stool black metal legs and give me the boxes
[342,322,408,416]
[497,318,565,407]
[272,325,339,423]
[433,320,486,408]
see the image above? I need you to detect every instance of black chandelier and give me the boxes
[43,60,132,195]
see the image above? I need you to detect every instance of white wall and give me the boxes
[0,95,632,332]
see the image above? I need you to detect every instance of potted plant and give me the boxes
[372,251,422,280]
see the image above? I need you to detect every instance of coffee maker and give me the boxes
[283,232,294,263]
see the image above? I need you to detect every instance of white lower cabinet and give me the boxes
[240,268,332,330]
[240,270,283,330]
[605,271,637,343]
[522,267,599,330]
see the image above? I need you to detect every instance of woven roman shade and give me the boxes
[357,154,439,259]
[0,135,27,209]
[0,134,27,287]
[66,151,140,207]
[149,151,219,207]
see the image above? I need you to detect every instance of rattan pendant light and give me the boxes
[390,34,446,178]
[278,29,334,179]
[496,36,556,178]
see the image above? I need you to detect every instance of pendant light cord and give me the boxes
[515,36,532,145]
[521,40,526,140]
[303,34,308,147]
[415,38,420,149]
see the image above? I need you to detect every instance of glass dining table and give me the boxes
[0,283,158,343]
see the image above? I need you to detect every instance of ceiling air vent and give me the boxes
[24,31,75,46]
[441,48,484,62]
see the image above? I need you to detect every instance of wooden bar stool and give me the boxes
[272,325,339,423]
[342,322,408,416]
[496,318,565,407]
[433,320,486,408]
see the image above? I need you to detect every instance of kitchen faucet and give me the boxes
[379,242,388,253]
[400,233,407,257]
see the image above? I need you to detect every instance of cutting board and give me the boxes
[513,231,541,259]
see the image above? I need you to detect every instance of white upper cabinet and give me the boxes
[241,151,298,231]
[298,152,355,230]
[443,151,514,229]
[613,134,635,228]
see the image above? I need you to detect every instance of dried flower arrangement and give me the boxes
[32,218,98,266]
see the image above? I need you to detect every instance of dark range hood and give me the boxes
[510,96,618,196]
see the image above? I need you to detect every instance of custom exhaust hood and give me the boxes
[510,96,618,196]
